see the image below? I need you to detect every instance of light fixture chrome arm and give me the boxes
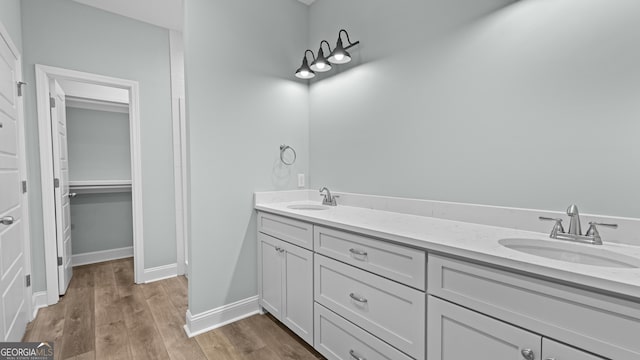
[320,40,332,52]
[339,29,360,50]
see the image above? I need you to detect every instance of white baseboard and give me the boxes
[31,291,48,319]
[144,263,178,283]
[183,295,260,338]
[72,246,133,266]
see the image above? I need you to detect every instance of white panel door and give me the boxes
[542,338,606,360]
[428,296,542,360]
[281,240,313,345]
[49,80,73,295]
[259,233,282,318]
[0,27,28,341]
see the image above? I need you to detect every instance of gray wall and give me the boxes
[308,0,640,219]
[70,192,133,255]
[184,0,309,314]
[21,0,177,291]
[0,0,22,52]
[66,107,131,181]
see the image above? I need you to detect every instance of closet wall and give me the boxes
[66,106,133,260]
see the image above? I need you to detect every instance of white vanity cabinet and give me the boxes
[428,296,541,360]
[428,296,606,360]
[313,225,426,360]
[257,211,426,359]
[256,208,638,360]
[257,216,313,345]
[314,254,425,359]
[428,254,640,359]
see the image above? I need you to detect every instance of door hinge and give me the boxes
[17,81,27,97]
[25,274,31,287]
[22,180,27,193]
[50,96,56,108]
[57,257,63,266]
[54,178,60,188]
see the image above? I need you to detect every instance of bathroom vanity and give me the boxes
[255,192,640,360]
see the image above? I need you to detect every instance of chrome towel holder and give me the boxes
[280,144,296,165]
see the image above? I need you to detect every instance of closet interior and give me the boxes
[59,80,134,266]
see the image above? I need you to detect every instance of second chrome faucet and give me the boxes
[319,187,338,206]
[539,204,617,245]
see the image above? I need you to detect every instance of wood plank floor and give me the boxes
[23,258,324,360]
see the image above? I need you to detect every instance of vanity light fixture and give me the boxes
[295,29,360,79]
[310,40,332,72]
[295,50,316,79]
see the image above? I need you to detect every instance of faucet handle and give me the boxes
[539,216,565,238]
[588,221,618,229]
[539,216,563,224]
[585,222,617,245]
[585,221,618,236]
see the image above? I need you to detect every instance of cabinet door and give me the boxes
[281,240,314,345]
[542,338,606,360]
[259,233,282,318]
[428,296,541,360]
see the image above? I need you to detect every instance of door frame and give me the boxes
[35,65,144,305]
[169,30,187,277]
[0,21,33,322]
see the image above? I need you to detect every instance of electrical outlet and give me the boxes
[297,173,305,188]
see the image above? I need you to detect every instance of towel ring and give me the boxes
[280,144,296,165]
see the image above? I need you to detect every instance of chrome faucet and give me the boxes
[566,204,582,235]
[539,204,617,245]
[319,187,337,206]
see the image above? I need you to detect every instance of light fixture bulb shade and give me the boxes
[310,47,332,72]
[295,56,315,79]
[328,38,352,64]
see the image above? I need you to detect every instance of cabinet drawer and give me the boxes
[315,255,425,359]
[314,303,413,360]
[258,212,313,250]
[314,226,426,290]
[427,296,541,360]
[428,254,640,359]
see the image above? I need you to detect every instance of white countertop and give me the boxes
[255,200,640,300]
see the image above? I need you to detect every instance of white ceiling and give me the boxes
[73,0,315,31]
[72,0,184,31]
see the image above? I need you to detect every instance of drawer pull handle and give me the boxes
[349,248,368,257]
[349,350,366,360]
[521,348,535,360]
[349,293,368,303]
[1,216,15,225]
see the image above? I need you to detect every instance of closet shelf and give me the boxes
[69,180,132,194]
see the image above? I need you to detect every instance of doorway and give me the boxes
[35,65,144,305]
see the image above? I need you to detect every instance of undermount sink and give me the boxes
[499,238,640,269]
[287,204,330,211]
